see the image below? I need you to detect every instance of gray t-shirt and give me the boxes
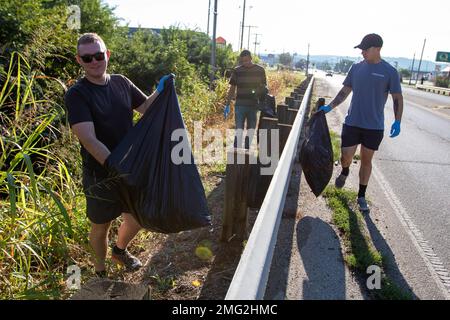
[343,60,402,130]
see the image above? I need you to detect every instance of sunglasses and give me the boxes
[79,51,106,63]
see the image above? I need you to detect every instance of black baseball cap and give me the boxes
[354,33,383,50]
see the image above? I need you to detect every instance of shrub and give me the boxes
[435,76,449,88]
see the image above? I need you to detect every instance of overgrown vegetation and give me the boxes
[435,76,449,89]
[0,51,90,299]
[267,70,304,103]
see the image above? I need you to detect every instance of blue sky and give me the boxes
[103,0,450,61]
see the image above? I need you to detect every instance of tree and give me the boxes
[295,59,307,70]
[279,52,293,67]
[0,0,120,82]
[333,59,354,73]
[399,68,411,78]
[316,61,332,71]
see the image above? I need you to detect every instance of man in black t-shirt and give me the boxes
[225,50,267,149]
[65,33,171,277]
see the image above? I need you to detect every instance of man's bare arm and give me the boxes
[135,90,159,115]
[72,122,111,165]
[391,93,403,121]
[330,86,352,109]
[225,84,236,105]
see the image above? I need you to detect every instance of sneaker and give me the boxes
[335,174,347,189]
[111,249,143,271]
[357,197,370,212]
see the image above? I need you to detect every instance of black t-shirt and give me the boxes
[229,64,267,107]
[64,74,147,174]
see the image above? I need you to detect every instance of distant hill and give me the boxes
[259,53,443,72]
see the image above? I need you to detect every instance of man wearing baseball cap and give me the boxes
[319,33,403,212]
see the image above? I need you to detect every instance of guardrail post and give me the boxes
[221,149,251,242]
[248,117,278,208]
[278,104,297,125]
[278,123,292,153]
[285,96,294,107]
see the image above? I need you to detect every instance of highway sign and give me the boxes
[436,51,450,63]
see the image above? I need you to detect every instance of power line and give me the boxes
[246,25,257,50]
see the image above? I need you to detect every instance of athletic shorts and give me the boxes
[341,124,384,151]
[82,167,123,224]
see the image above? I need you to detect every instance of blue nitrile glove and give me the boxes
[224,104,230,119]
[390,120,401,138]
[156,73,175,93]
[318,104,332,113]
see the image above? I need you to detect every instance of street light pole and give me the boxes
[210,0,218,88]
[239,0,246,50]
[306,43,310,76]
[409,52,416,85]
[415,38,426,85]
[207,0,211,36]
[253,33,262,57]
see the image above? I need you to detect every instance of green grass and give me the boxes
[323,186,412,300]
[0,51,91,299]
[329,130,341,162]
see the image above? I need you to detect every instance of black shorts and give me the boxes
[82,168,123,224]
[341,124,384,151]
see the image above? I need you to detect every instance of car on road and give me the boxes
[326,71,333,77]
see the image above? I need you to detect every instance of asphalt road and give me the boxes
[317,70,450,298]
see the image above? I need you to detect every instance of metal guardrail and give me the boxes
[225,76,314,300]
[416,84,450,96]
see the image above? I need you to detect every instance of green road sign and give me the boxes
[436,51,450,63]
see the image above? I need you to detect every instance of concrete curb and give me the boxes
[416,84,450,96]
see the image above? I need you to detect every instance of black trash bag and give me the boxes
[258,93,277,118]
[106,76,211,233]
[299,110,333,197]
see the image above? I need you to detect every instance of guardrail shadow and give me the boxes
[263,166,349,300]
[298,216,347,299]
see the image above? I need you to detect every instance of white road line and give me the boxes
[372,164,450,299]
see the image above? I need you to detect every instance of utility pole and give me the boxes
[409,52,416,85]
[207,0,211,36]
[253,33,262,56]
[210,0,218,88]
[246,25,257,50]
[306,43,310,75]
[415,38,426,85]
[238,21,242,50]
[239,0,246,50]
